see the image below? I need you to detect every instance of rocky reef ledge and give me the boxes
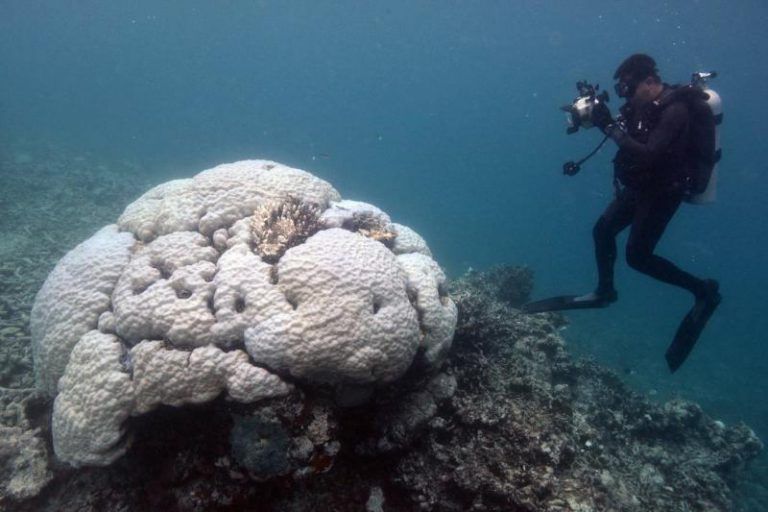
[2,266,762,511]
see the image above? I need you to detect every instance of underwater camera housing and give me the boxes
[561,80,610,134]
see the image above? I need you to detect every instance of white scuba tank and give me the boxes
[688,83,722,204]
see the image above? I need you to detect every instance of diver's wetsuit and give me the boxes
[594,87,708,298]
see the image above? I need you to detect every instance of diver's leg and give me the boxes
[625,191,707,295]
[593,190,634,297]
[625,192,722,371]
[520,191,632,313]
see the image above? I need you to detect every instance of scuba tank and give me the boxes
[687,71,722,204]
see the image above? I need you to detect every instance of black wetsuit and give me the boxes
[593,86,707,298]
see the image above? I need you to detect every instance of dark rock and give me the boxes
[230,410,292,479]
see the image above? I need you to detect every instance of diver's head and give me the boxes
[613,53,663,105]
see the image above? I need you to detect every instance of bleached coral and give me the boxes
[130,340,291,414]
[52,332,290,468]
[31,225,135,396]
[118,160,341,242]
[245,228,420,383]
[397,253,457,364]
[31,159,456,467]
[52,331,134,467]
[111,231,219,348]
[391,223,432,257]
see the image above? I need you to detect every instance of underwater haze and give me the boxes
[2,0,767,508]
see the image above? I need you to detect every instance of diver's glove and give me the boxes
[603,122,626,143]
[590,101,614,132]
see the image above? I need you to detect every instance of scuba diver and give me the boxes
[522,54,722,373]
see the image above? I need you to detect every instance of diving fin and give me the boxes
[521,291,617,314]
[665,281,721,373]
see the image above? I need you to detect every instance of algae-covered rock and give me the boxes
[389,267,763,511]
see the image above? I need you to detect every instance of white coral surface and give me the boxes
[52,331,134,467]
[245,228,420,383]
[31,225,135,395]
[31,159,456,467]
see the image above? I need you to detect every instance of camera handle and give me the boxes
[563,134,610,176]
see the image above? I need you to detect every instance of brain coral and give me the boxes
[31,160,457,467]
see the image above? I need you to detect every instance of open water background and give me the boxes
[1,1,766,508]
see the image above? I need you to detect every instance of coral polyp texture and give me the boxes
[30,160,457,467]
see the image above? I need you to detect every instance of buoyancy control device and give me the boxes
[628,71,722,202]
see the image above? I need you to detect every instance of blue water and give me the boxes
[2,0,767,506]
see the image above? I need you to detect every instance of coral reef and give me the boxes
[387,268,762,511]
[0,388,51,502]
[30,159,457,467]
[4,264,761,511]
[0,144,763,511]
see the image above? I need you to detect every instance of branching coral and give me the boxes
[358,226,397,246]
[346,213,397,247]
[319,200,398,248]
[250,197,322,263]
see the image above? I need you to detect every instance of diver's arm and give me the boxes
[606,102,688,162]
